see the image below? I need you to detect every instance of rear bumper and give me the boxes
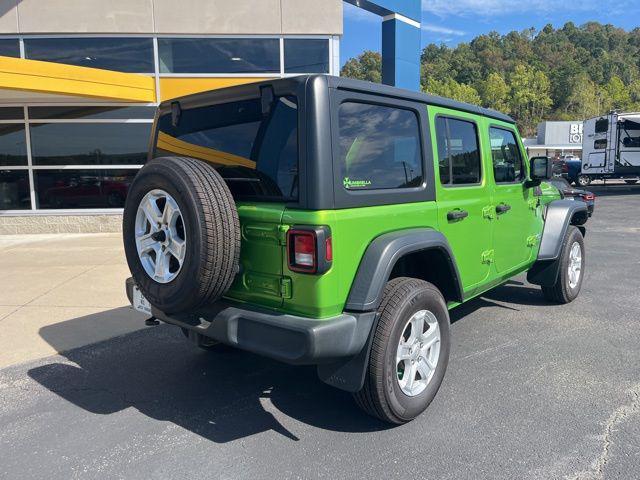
[126,278,375,365]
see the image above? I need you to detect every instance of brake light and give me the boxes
[581,193,595,201]
[286,227,332,274]
[562,163,569,173]
[293,231,315,268]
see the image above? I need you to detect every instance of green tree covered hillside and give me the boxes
[341,22,640,136]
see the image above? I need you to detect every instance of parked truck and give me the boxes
[579,112,640,186]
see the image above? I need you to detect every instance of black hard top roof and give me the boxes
[161,75,515,124]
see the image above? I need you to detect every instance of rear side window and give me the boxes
[489,127,523,183]
[156,96,298,202]
[435,117,481,185]
[338,102,423,190]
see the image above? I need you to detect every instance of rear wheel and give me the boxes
[354,277,450,424]
[542,226,585,304]
[123,156,240,313]
[576,175,591,187]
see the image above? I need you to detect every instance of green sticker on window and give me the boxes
[343,177,372,189]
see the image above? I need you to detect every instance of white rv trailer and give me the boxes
[580,112,640,186]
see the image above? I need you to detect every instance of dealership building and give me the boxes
[0,0,422,233]
[0,0,348,233]
[523,120,584,160]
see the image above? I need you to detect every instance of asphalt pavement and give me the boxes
[1,183,639,480]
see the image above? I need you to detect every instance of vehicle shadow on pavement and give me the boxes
[450,280,550,323]
[28,310,391,444]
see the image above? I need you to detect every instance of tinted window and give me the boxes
[284,39,329,73]
[0,108,24,120]
[0,125,27,166]
[594,138,607,150]
[338,102,422,191]
[489,127,523,183]
[595,118,609,134]
[156,96,298,201]
[24,37,154,73]
[435,117,481,185]
[620,119,640,148]
[34,169,136,209]
[29,106,155,120]
[0,39,19,58]
[30,123,151,166]
[0,170,30,210]
[158,38,280,74]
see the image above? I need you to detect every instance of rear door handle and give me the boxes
[496,204,511,214]
[447,209,469,221]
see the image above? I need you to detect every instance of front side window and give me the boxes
[158,38,280,74]
[435,117,481,185]
[156,96,298,202]
[338,102,423,190]
[489,127,523,183]
[24,37,154,73]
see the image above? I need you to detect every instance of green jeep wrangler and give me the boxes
[123,75,588,424]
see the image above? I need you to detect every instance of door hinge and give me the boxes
[482,205,496,220]
[527,234,540,247]
[280,277,292,298]
[278,224,290,245]
[481,249,494,264]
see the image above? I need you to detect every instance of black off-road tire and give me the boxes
[353,277,450,424]
[123,156,240,313]
[542,226,585,304]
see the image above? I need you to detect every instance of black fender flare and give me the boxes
[344,228,463,312]
[317,229,462,393]
[527,199,588,287]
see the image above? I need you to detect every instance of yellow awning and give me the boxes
[0,56,156,103]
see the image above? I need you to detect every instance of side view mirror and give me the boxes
[525,156,552,188]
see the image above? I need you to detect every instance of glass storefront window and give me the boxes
[0,125,28,166]
[284,39,330,73]
[34,169,137,209]
[24,37,154,73]
[158,38,280,74]
[29,123,151,166]
[0,170,30,210]
[0,39,20,58]
[29,106,156,120]
[0,108,24,120]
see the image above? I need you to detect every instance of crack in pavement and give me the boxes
[568,384,640,480]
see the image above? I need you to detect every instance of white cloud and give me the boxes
[422,23,466,36]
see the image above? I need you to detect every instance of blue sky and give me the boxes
[342,0,640,65]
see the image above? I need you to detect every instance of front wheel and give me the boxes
[576,175,592,187]
[542,226,585,304]
[353,277,450,424]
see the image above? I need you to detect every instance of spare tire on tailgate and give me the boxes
[123,156,240,313]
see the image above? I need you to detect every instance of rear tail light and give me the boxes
[287,226,332,274]
[562,163,569,173]
[581,193,595,201]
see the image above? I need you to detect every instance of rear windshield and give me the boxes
[155,95,298,202]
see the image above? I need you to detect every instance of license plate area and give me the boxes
[132,285,152,316]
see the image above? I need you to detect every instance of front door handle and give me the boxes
[496,203,511,214]
[447,209,469,221]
